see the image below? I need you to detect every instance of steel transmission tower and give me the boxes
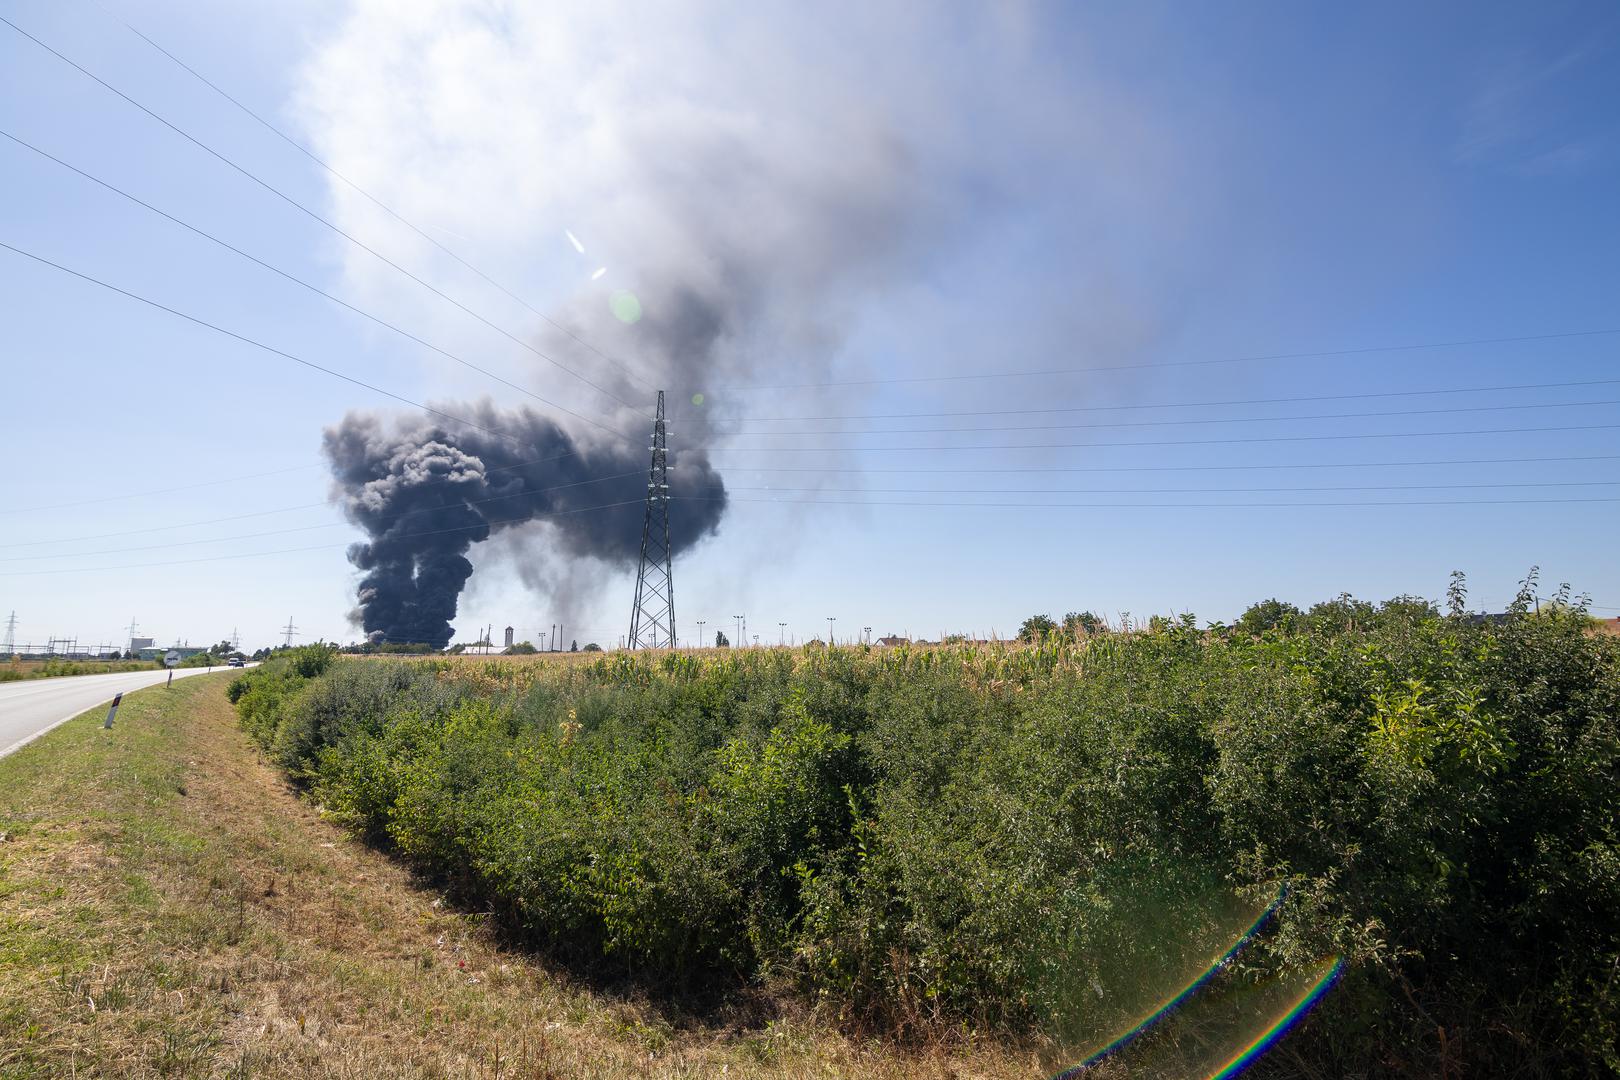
[2,611,16,654]
[627,391,675,649]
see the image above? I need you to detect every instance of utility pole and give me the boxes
[778,622,786,646]
[733,614,744,649]
[863,626,872,645]
[697,620,706,648]
[282,617,298,648]
[827,617,836,646]
[627,391,676,649]
[2,611,16,655]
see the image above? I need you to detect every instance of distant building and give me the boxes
[129,636,154,652]
[504,626,515,648]
[875,635,910,647]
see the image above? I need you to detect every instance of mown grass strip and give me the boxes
[0,673,1032,1078]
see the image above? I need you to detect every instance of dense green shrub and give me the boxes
[231,595,1619,1076]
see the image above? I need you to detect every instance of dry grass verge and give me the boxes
[0,673,1037,1079]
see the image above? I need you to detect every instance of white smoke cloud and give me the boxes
[293,1,1181,412]
[293,1,1191,635]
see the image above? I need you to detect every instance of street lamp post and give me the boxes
[863,626,872,645]
[778,622,786,646]
[734,615,744,650]
[827,617,836,646]
[697,620,706,649]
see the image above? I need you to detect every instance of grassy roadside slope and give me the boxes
[0,674,1032,1079]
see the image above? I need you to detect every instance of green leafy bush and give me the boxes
[231,595,1619,1075]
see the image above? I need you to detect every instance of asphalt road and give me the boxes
[0,665,246,759]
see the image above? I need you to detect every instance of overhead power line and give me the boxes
[723,480,1620,496]
[5,486,1617,578]
[9,446,1615,544]
[719,327,1620,391]
[0,497,648,578]
[684,494,1620,510]
[676,377,1620,424]
[0,470,646,562]
[699,398,1620,438]
[688,423,1620,453]
[721,453,1620,475]
[0,128,634,442]
[107,7,656,395]
[0,462,324,517]
[0,239,599,447]
[0,450,637,545]
[0,14,647,415]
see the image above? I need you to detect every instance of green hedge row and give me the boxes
[229,592,1619,1076]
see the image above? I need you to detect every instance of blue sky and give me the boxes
[2,0,1616,653]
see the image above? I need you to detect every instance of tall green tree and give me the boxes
[1018,614,1058,642]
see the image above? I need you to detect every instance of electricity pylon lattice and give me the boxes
[627,391,675,649]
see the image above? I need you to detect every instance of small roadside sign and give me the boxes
[164,650,181,668]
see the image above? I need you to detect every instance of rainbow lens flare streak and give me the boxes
[1048,887,1287,1079]
[1206,956,1345,1080]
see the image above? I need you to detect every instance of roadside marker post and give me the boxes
[166,670,173,688]
[103,692,122,729]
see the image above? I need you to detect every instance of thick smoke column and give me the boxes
[324,402,725,648]
[300,3,1035,642]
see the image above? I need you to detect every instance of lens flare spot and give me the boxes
[564,229,585,254]
[691,393,705,406]
[610,289,643,324]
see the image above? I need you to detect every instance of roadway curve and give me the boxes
[0,665,247,758]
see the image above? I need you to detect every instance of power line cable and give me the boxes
[0,452,631,545]
[105,6,657,395]
[686,423,1620,453]
[5,486,1616,577]
[683,494,1620,510]
[0,14,648,415]
[724,480,1620,496]
[0,128,635,442]
[0,462,323,517]
[0,496,647,577]
[676,377,1620,424]
[720,453,1620,475]
[0,239,592,448]
[0,470,647,562]
[14,471,1615,560]
[699,398,1620,438]
[9,445,1615,544]
[719,327,1620,390]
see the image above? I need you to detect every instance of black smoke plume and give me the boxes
[324,401,725,648]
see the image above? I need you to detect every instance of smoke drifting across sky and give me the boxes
[297,1,1176,640]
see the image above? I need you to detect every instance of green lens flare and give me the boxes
[610,289,643,324]
[691,393,705,406]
